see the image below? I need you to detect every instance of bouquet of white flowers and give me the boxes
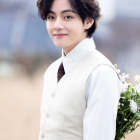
[114,64,140,140]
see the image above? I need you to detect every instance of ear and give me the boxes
[84,18,94,29]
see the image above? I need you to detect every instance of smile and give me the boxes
[54,34,67,38]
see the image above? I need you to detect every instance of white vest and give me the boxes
[39,49,120,140]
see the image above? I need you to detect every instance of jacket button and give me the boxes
[52,93,55,98]
[41,134,45,139]
[46,113,50,117]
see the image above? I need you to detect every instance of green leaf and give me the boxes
[135,113,140,118]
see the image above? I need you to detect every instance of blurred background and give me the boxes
[0,0,140,139]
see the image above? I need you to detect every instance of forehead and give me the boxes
[50,0,72,10]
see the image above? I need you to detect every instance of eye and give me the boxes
[65,16,73,19]
[48,16,55,19]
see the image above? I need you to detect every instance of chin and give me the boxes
[54,44,64,48]
[54,42,67,48]
[55,45,62,48]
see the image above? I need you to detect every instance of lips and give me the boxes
[54,34,67,38]
[54,34,67,36]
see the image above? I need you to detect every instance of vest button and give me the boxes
[41,134,45,139]
[52,93,55,98]
[46,113,50,118]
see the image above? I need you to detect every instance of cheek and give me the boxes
[46,22,53,35]
[68,22,84,37]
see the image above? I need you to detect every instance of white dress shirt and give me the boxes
[62,37,121,140]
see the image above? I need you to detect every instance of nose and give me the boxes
[53,17,64,30]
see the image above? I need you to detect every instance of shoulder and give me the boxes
[87,64,120,85]
[91,64,117,78]
[89,50,120,78]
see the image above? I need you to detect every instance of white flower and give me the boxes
[121,82,129,93]
[129,99,137,113]
[137,89,140,94]
[134,82,140,94]
[136,85,140,94]
[134,75,140,82]
[120,73,130,83]
[124,118,128,121]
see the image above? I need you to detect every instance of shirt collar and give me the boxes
[61,37,96,74]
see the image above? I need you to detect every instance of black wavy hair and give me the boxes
[37,0,102,38]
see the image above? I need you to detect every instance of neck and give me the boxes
[63,35,87,55]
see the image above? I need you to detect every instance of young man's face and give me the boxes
[46,0,91,55]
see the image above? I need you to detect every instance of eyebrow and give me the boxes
[48,9,76,14]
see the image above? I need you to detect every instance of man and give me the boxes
[36,0,121,140]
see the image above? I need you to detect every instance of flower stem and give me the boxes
[118,108,130,113]
[116,112,132,137]
[119,115,137,136]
